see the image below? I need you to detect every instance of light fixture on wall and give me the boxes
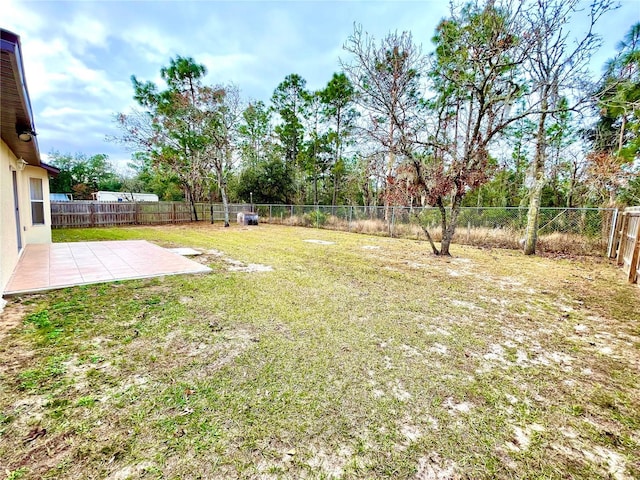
[17,127,36,142]
[17,158,28,171]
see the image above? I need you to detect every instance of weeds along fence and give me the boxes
[257,205,615,256]
[608,206,640,284]
[51,201,615,256]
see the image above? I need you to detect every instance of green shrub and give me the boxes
[304,210,327,227]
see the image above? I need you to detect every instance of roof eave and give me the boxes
[40,162,60,176]
[0,28,41,167]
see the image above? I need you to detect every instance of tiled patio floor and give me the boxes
[5,240,211,295]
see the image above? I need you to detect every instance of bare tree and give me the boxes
[202,84,242,227]
[410,0,529,255]
[522,0,613,254]
[342,26,426,220]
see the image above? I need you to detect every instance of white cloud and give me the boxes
[120,26,183,64]
[2,0,47,37]
[15,38,68,100]
[62,14,109,51]
[20,36,131,109]
[198,52,258,84]
[39,105,116,120]
[40,106,86,118]
[4,0,635,168]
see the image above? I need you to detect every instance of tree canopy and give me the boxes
[104,0,638,255]
[48,151,121,199]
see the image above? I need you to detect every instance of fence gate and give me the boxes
[609,206,640,284]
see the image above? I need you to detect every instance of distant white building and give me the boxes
[50,193,72,201]
[94,191,159,202]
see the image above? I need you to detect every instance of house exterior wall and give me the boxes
[1,139,22,293]
[21,164,52,245]
[0,138,52,294]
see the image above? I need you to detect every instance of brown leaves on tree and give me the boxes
[585,151,634,205]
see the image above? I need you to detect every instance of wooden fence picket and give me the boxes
[51,201,251,228]
[609,207,640,284]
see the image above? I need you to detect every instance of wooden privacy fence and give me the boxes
[50,201,250,228]
[608,206,640,284]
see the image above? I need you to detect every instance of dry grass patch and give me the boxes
[0,224,638,479]
[266,215,606,255]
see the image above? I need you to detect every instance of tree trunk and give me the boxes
[618,114,627,156]
[566,162,578,208]
[421,226,440,255]
[333,110,342,207]
[313,111,319,205]
[210,189,214,224]
[220,184,229,227]
[524,96,548,255]
[219,177,230,228]
[313,164,318,205]
[440,193,462,256]
[383,176,391,222]
[524,176,544,255]
[186,184,198,222]
[361,176,370,211]
[384,121,396,222]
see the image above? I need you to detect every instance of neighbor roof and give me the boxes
[1,28,41,166]
[41,162,60,176]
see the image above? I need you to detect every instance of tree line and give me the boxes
[49,0,639,255]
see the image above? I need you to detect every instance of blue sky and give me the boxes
[4,0,639,172]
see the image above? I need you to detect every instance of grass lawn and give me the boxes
[1,223,638,479]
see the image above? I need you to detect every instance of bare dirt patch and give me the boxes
[304,239,336,245]
[186,247,274,272]
[0,300,27,343]
[228,263,273,273]
[104,461,157,480]
[415,452,460,480]
[160,327,256,380]
[307,444,353,478]
[7,430,76,477]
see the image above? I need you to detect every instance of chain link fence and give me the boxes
[51,200,615,255]
[252,204,616,255]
